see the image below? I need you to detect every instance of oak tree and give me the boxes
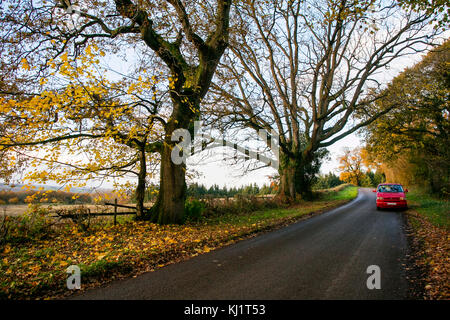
[0,0,233,223]
[208,0,442,200]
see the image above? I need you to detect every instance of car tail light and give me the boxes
[377,197,383,200]
[400,197,405,200]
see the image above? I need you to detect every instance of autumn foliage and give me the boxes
[363,40,450,196]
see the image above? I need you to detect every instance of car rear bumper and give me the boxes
[376,200,407,208]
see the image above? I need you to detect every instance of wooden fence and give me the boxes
[50,194,275,225]
[50,199,143,225]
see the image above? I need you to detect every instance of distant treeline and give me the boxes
[312,173,344,190]
[0,190,93,205]
[140,182,277,202]
[141,175,350,202]
[186,183,276,198]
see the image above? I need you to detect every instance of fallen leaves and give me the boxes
[406,209,449,300]
[0,219,249,299]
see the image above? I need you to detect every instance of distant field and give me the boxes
[0,203,154,217]
[0,196,273,217]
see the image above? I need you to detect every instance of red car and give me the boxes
[373,183,408,210]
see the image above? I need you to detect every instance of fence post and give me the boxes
[114,198,117,226]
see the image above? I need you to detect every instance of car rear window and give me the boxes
[377,185,404,193]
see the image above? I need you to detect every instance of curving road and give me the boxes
[70,188,409,300]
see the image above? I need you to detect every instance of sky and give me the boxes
[187,129,362,188]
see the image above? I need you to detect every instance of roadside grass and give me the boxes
[314,184,358,201]
[406,189,449,230]
[204,184,357,227]
[0,185,358,300]
[403,188,449,299]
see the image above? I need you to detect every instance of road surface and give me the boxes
[70,188,409,300]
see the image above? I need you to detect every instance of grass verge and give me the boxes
[0,185,358,300]
[406,189,449,229]
[403,188,449,299]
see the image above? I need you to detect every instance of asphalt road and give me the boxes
[70,188,409,300]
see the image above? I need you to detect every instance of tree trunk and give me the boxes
[295,162,314,200]
[277,153,297,202]
[135,147,146,219]
[150,141,186,224]
[277,150,316,201]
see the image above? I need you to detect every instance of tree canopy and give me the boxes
[363,40,449,195]
[206,0,442,200]
[0,0,233,223]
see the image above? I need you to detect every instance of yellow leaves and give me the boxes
[194,245,212,253]
[59,261,69,267]
[168,76,178,90]
[3,245,11,254]
[21,58,30,71]
[96,253,106,261]
[71,227,80,236]
[164,237,178,245]
[60,52,68,63]
[85,45,92,56]
[29,265,41,273]
[83,236,94,244]
[46,58,56,69]
[127,82,138,94]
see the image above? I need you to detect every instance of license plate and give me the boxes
[387,202,396,205]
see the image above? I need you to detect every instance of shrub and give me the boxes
[8,197,19,204]
[201,195,283,218]
[0,204,54,244]
[184,199,205,222]
[53,205,94,232]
